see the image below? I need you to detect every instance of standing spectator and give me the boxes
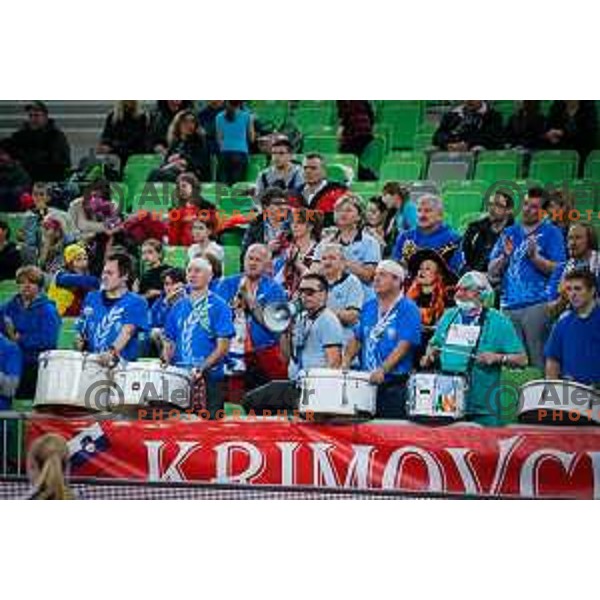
[505,100,546,149]
[187,220,224,265]
[433,101,504,151]
[392,194,464,276]
[255,138,303,199]
[137,239,172,307]
[0,139,30,212]
[0,265,61,399]
[544,101,598,171]
[97,101,149,166]
[151,111,211,183]
[488,187,566,368]
[47,244,100,317]
[216,101,255,185]
[198,101,225,160]
[462,190,515,273]
[337,100,375,157]
[293,154,347,226]
[7,102,71,182]
[364,196,389,252]
[149,101,194,154]
[0,220,22,281]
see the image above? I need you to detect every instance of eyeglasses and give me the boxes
[299,287,323,296]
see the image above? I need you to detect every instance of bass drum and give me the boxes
[34,350,111,415]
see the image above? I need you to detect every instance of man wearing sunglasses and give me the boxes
[285,273,344,380]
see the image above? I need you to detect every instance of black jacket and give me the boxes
[462,215,514,273]
[505,109,546,149]
[149,101,194,149]
[0,157,31,211]
[8,119,71,181]
[0,241,22,281]
[164,135,211,182]
[100,111,149,161]
[433,103,504,150]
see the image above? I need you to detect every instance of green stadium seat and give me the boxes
[58,317,78,350]
[350,181,381,200]
[293,107,334,131]
[359,135,386,179]
[303,135,339,154]
[413,131,435,151]
[223,245,242,276]
[492,101,516,121]
[299,123,336,137]
[475,150,523,182]
[322,153,359,173]
[326,164,351,184]
[130,182,175,214]
[380,161,422,182]
[0,280,18,305]
[125,154,163,169]
[528,150,578,183]
[584,150,600,179]
[500,366,544,425]
[218,196,255,216]
[569,180,598,213]
[377,103,424,150]
[441,180,489,230]
[164,246,189,269]
[246,155,267,181]
[5,213,26,242]
[250,101,289,127]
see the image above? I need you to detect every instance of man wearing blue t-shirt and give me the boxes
[77,252,149,366]
[392,194,464,276]
[545,268,600,386]
[163,257,234,418]
[343,260,421,419]
[489,188,566,368]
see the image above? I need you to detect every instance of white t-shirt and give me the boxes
[187,241,224,263]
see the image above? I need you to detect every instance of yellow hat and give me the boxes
[63,243,87,264]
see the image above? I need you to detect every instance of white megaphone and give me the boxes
[262,299,304,333]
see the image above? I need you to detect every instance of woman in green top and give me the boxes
[421,271,528,426]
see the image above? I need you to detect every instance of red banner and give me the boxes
[27,418,600,498]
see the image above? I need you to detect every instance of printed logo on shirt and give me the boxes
[94,307,125,351]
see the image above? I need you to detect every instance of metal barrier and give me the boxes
[0,411,29,478]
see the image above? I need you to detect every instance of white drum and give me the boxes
[408,373,467,420]
[112,361,192,411]
[34,350,111,412]
[299,369,376,417]
[519,379,600,425]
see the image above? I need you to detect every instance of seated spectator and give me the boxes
[337,100,375,158]
[0,331,22,410]
[505,100,546,149]
[7,101,70,182]
[284,273,343,380]
[547,223,600,318]
[198,101,225,159]
[545,268,600,387]
[187,220,224,265]
[216,101,255,185]
[433,100,503,151]
[488,187,566,368]
[38,216,66,274]
[241,187,292,263]
[0,265,61,399]
[149,267,187,355]
[382,181,418,240]
[319,242,364,354]
[293,153,347,226]
[26,433,75,500]
[544,101,598,171]
[255,138,303,199]
[97,101,149,165]
[148,101,194,154]
[0,139,30,212]
[364,196,388,251]
[462,190,515,273]
[47,244,100,317]
[421,271,527,426]
[168,172,218,246]
[406,248,457,354]
[151,110,211,183]
[392,194,464,276]
[315,194,382,295]
[0,219,22,281]
[137,239,172,307]
[21,182,77,265]
[273,207,322,298]
[542,189,572,239]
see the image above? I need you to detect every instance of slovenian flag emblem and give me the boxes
[67,423,110,468]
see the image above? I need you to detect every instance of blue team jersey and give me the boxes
[489,220,566,309]
[216,275,287,349]
[79,291,149,361]
[392,224,464,274]
[164,292,235,380]
[353,296,421,379]
[544,305,600,385]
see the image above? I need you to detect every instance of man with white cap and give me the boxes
[343,259,421,419]
[421,271,527,426]
[162,257,235,418]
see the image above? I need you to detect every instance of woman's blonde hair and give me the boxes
[28,434,74,500]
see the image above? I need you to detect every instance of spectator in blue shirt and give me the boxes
[0,332,23,410]
[382,181,418,243]
[343,260,421,419]
[545,268,600,386]
[392,194,464,276]
[216,101,255,185]
[0,265,61,399]
[76,252,149,366]
[163,257,234,418]
[149,267,187,354]
[489,187,566,368]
